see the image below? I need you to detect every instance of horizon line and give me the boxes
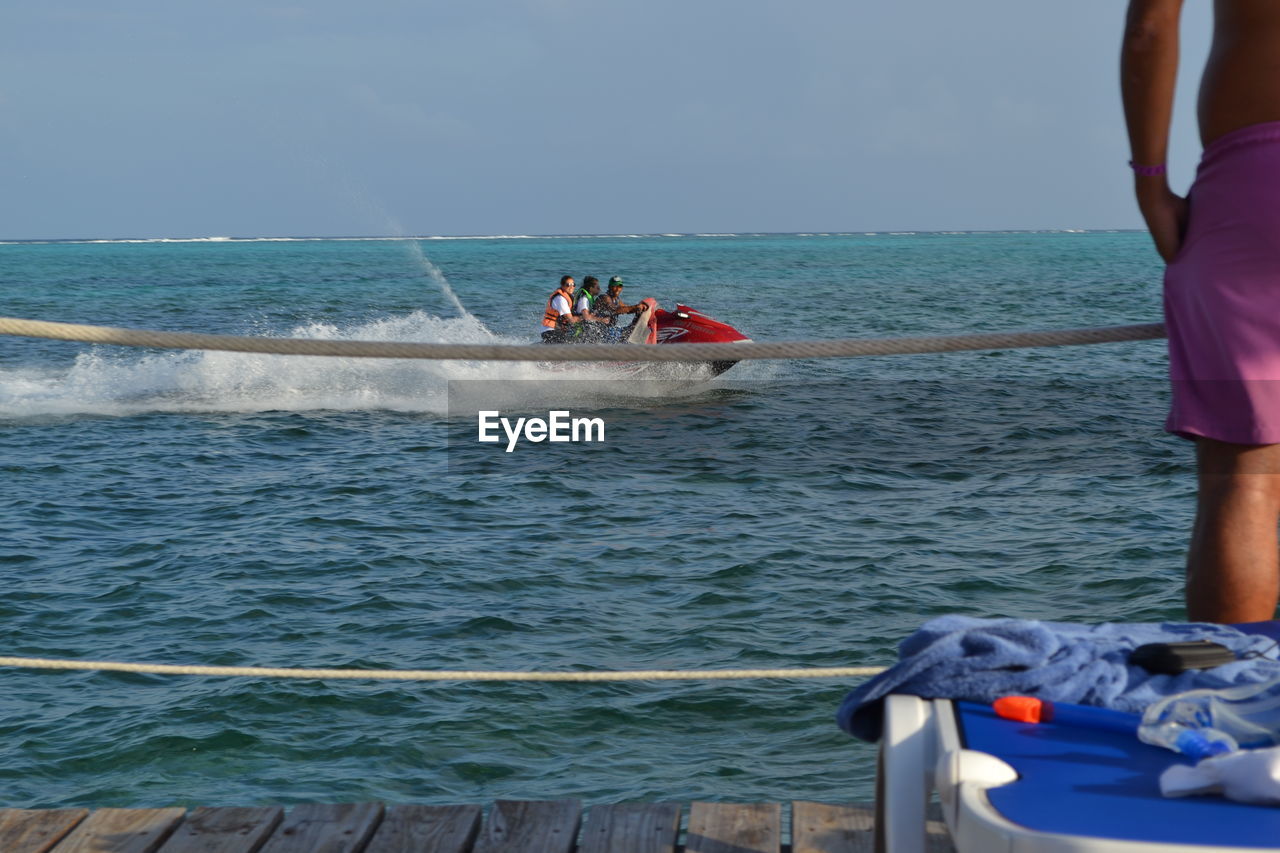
[0,228,1146,245]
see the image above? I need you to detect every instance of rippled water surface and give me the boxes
[0,232,1182,807]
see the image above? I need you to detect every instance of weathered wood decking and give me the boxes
[0,800,956,852]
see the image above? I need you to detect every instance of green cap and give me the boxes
[608,276,623,286]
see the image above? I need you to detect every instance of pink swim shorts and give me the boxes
[1165,121,1280,444]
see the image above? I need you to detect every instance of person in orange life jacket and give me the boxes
[540,275,580,343]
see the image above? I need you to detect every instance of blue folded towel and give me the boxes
[837,616,1280,742]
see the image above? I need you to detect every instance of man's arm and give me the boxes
[1121,0,1188,262]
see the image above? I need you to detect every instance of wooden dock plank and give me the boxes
[363,804,481,853]
[0,798,936,853]
[791,802,873,853]
[156,806,284,853]
[685,802,780,853]
[472,800,581,853]
[53,807,186,853]
[578,803,680,853]
[256,803,384,853]
[0,808,89,853]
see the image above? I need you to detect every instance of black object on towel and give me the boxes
[1129,640,1238,675]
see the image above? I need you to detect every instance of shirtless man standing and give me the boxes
[1124,1,1280,621]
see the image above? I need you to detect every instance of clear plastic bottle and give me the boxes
[1138,679,1280,760]
[1137,719,1238,760]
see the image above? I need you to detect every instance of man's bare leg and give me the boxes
[1186,438,1280,622]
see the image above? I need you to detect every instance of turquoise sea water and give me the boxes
[0,232,1182,808]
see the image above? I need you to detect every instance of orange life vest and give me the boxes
[542,288,572,328]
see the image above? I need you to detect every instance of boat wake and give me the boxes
[0,310,732,419]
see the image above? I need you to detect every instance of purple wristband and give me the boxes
[1128,160,1167,177]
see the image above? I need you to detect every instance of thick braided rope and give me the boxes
[0,315,1165,362]
[0,655,885,681]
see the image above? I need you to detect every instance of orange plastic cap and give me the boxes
[993,695,1046,724]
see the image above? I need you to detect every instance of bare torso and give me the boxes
[1202,0,1280,144]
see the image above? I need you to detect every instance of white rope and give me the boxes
[0,315,1165,362]
[0,655,886,681]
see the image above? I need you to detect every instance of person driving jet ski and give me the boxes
[596,276,644,341]
[597,276,641,322]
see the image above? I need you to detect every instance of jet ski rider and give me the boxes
[540,275,581,343]
[597,276,641,324]
[595,275,644,341]
[573,276,613,340]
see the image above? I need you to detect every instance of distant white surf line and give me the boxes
[12,234,713,244]
[0,230,1126,246]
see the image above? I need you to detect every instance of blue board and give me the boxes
[959,700,1280,848]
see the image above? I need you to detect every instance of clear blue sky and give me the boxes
[0,1,1213,239]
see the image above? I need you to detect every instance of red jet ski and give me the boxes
[628,298,750,376]
[543,297,750,377]
[650,301,750,376]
